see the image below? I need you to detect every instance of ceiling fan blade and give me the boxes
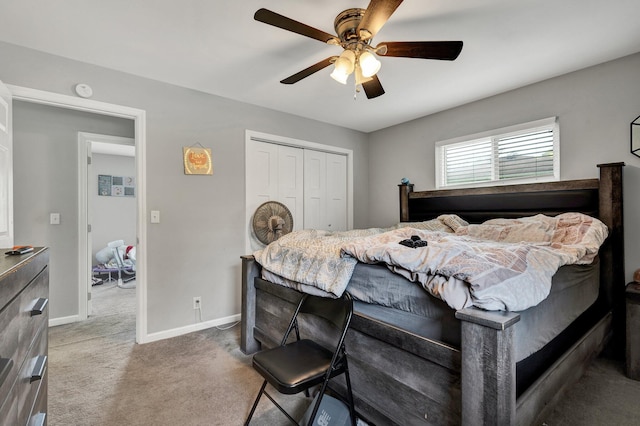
[378,41,463,60]
[357,0,404,40]
[280,57,336,84]
[255,8,338,44]
[361,75,385,99]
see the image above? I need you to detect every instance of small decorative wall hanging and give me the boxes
[183,143,213,175]
[98,175,135,197]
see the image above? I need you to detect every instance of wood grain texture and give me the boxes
[460,315,516,426]
[240,255,260,354]
[626,284,640,380]
[516,313,611,425]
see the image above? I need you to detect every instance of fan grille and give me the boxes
[252,201,294,245]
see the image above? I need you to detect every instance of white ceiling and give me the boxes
[1,0,639,133]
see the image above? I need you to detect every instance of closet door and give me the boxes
[303,151,347,232]
[246,140,303,249]
[325,153,347,232]
[277,146,304,229]
[303,150,326,230]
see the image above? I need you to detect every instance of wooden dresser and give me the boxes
[0,248,49,426]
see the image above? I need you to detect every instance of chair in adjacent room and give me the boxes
[244,292,356,426]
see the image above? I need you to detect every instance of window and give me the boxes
[435,117,559,189]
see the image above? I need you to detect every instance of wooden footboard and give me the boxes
[241,257,613,425]
[241,257,464,425]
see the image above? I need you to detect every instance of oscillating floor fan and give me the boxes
[252,201,294,245]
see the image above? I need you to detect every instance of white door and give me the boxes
[304,151,347,232]
[246,140,303,250]
[0,80,13,248]
[277,146,304,229]
[325,153,347,232]
[303,150,326,230]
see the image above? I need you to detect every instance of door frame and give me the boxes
[0,81,12,248]
[8,84,149,344]
[78,132,135,318]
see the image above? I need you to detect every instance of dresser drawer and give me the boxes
[0,299,20,406]
[0,248,49,426]
[0,251,49,310]
[0,390,18,426]
[28,373,47,426]
[17,323,47,426]
[16,267,49,367]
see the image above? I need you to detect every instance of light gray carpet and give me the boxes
[48,282,640,425]
[48,281,306,426]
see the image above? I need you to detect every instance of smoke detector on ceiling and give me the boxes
[74,83,93,98]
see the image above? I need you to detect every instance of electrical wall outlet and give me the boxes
[193,296,201,309]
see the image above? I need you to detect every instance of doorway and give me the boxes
[9,84,149,343]
[79,133,136,317]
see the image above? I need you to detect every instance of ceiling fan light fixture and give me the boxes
[359,50,381,77]
[330,49,355,84]
[354,64,373,86]
[330,69,349,84]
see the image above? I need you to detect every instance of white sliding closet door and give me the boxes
[277,145,304,228]
[304,150,347,232]
[246,139,303,250]
[303,150,326,231]
[246,131,352,252]
[325,153,347,231]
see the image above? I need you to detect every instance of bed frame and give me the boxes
[240,162,625,425]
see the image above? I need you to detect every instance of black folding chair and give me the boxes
[244,292,356,426]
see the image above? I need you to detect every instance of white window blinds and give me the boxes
[436,117,559,188]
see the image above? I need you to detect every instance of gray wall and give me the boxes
[91,153,136,260]
[4,39,640,335]
[0,41,370,334]
[12,102,134,319]
[368,52,640,282]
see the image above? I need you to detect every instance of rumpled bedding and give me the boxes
[253,217,457,296]
[253,213,608,312]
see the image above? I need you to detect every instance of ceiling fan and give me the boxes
[254,0,463,99]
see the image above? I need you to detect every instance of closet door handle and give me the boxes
[31,298,49,316]
[30,355,47,383]
[0,357,13,386]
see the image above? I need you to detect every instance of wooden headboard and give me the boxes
[399,162,625,350]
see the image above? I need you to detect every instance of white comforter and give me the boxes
[254,213,608,312]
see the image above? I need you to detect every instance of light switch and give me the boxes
[50,213,60,225]
[150,210,160,223]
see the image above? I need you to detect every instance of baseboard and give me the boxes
[49,315,80,327]
[141,313,242,344]
[49,311,242,344]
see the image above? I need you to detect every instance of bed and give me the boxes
[240,162,625,425]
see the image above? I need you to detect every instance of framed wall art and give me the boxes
[98,174,135,197]
[183,145,213,175]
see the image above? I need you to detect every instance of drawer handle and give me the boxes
[0,357,13,386]
[31,298,49,316]
[31,412,47,426]
[30,355,47,383]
